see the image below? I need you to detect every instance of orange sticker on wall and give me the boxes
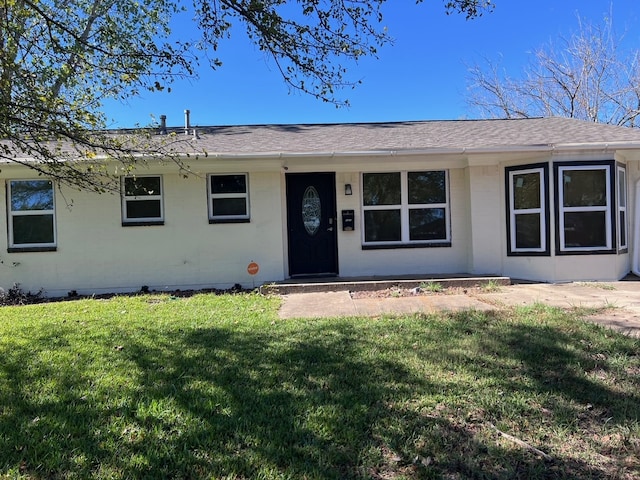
[247,262,259,275]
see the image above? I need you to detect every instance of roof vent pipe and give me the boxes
[159,115,167,135]
[184,109,191,135]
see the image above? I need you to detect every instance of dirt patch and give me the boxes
[350,285,496,299]
[1,283,253,307]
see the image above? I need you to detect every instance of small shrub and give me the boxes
[481,280,502,293]
[422,281,443,293]
[0,283,45,306]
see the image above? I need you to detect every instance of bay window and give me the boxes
[555,161,616,254]
[617,165,628,251]
[506,164,549,256]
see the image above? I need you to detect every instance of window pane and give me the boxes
[513,173,540,210]
[408,171,446,204]
[564,211,607,247]
[125,177,161,197]
[211,175,246,194]
[364,209,401,242]
[363,173,401,206]
[515,213,541,249]
[10,180,54,211]
[212,198,247,216]
[12,215,54,244]
[126,200,161,219]
[620,211,627,247]
[618,170,627,207]
[562,169,607,207]
[409,208,446,240]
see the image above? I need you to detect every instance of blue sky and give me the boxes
[103,1,640,128]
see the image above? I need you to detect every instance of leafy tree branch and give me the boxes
[1,0,491,190]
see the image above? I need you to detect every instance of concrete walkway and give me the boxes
[277,281,640,337]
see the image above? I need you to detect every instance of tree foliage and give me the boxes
[466,15,640,127]
[1,0,193,190]
[1,0,492,191]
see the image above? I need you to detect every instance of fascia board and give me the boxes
[5,142,640,165]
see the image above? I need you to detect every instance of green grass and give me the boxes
[480,279,502,293]
[420,281,443,293]
[0,294,639,479]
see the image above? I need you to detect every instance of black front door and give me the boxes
[286,173,338,277]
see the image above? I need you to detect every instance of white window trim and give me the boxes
[207,173,250,222]
[361,170,450,246]
[121,175,164,224]
[617,165,628,250]
[7,179,57,248]
[508,167,546,253]
[558,164,612,252]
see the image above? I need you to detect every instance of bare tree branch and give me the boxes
[466,14,640,127]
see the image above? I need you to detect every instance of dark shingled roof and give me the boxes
[171,117,640,155]
[5,117,640,162]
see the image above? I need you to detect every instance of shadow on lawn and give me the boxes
[0,310,638,479]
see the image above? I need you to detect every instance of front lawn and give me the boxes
[0,293,638,479]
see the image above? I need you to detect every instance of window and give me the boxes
[208,174,249,223]
[505,164,549,256]
[617,165,628,251]
[7,179,56,251]
[122,175,164,225]
[362,171,449,247]
[555,162,615,253]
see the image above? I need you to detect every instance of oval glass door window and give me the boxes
[302,186,321,236]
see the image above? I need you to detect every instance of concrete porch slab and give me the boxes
[263,274,511,295]
[277,291,497,320]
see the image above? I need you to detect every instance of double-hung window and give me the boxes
[208,174,249,223]
[505,164,549,256]
[7,179,56,251]
[122,175,164,225]
[362,171,449,247]
[555,161,615,253]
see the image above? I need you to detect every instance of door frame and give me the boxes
[285,172,339,277]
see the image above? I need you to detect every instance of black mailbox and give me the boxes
[342,210,355,231]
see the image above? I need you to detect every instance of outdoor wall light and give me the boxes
[345,184,353,195]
